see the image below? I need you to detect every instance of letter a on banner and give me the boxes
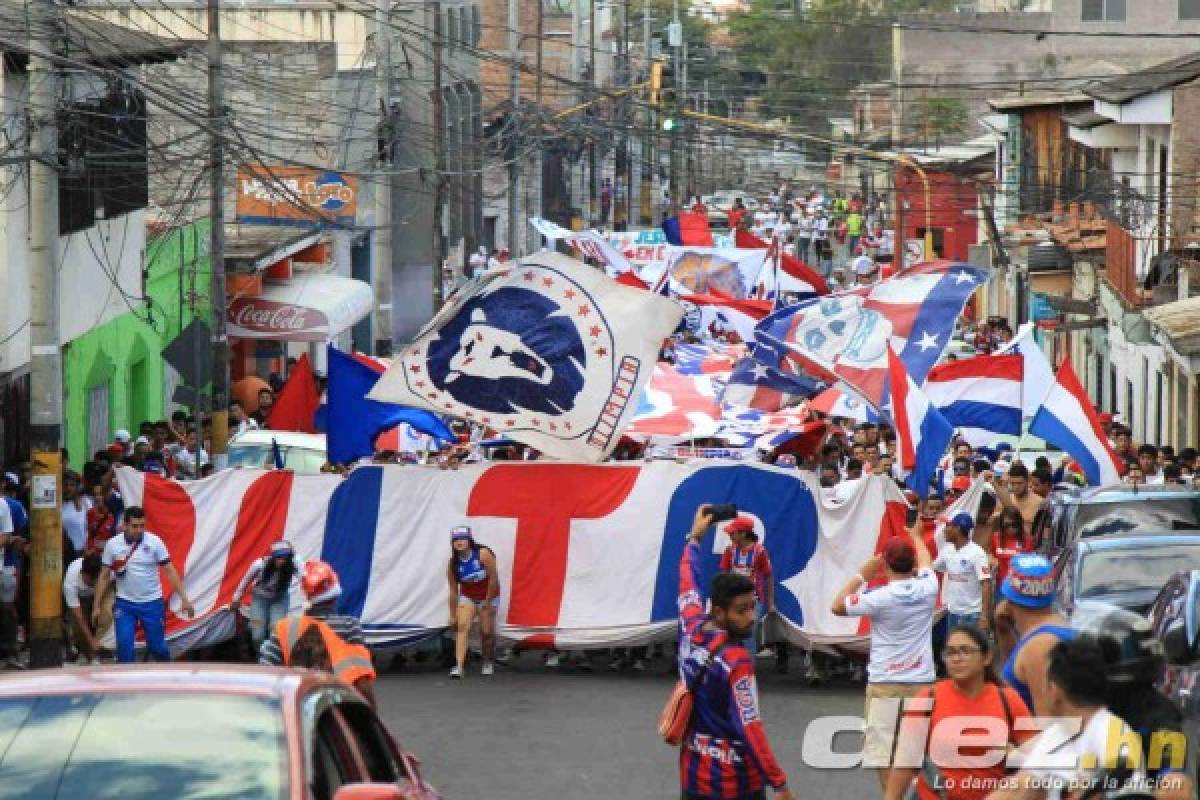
[368,253,684,462]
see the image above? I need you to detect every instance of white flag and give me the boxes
[368,252,683,461]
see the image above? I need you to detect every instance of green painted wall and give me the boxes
[64,219,212,470]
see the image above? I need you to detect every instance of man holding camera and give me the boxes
[677,504,792,800]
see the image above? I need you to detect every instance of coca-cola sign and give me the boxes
[228,298,328,341]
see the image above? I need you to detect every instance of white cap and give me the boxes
[135,435,150,446]
[113,429,131,443]
[3,472,16,485]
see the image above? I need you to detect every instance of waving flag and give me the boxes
[998,323,1056,417]
[368,252,683,462]
[628,363,723,439]
[888,346,954,498]
[924,354,1023,444]
[116,462,908,655]
[722,356,822,411]
[735,228,829,296]
[754,262,989,405]
[326,346,455,464]
[1030,357,1123,486]
[266,352,320,433]
[680,294,772,342]
[673,341,739,376]
[529,216,636,278]
[810,387,878,423]
[662,211,714,246]
[663,248,769,298]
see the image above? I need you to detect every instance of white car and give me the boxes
[225,429,328,474]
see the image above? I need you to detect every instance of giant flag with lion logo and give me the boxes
[114,464,909,656]
[368,253,683,462]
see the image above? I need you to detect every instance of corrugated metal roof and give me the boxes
[1085,52,1200,105]
[1063,109,1112,130]
[1144,295,1200,341]
[0,5,189,68]
[987,93,1091,111]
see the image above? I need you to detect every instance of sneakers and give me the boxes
[544,652,562,669]
[481,662,494,676]
[449,665,463,679]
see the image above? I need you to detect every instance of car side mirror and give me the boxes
[332,784,405,800]
[1162,621,1195,666]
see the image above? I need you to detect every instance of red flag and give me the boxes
[266,353,320,433]
[677,211,714,245]
[615,271,650,290]
[735,228,830,295]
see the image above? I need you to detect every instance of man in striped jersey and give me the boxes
[678,505,792,800]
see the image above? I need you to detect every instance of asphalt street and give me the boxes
[373,652,877,799]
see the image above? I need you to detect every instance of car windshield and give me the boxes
[1079,544,1200,600]
[1075,497,1200,538]
[0,692,288,799]
[227,444,326,474]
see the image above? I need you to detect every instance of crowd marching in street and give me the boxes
[2,187,1196,800]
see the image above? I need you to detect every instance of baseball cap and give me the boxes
[113,429,131,443]
[726,515,756,534]
[135,435,150,446]
[269,540,294,557]
[450,525,472,541]
[1001,554,1056,609]
[882,537,916,573]
[3,472,17,486]
[948,511,974,534]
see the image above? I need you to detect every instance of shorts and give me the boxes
[458,595,499,609]
[0,567,16,604]
[863,682,929,768]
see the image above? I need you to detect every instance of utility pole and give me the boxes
[506,0,520,256]
[533,0,543,249]
[208,0,230,463]
[374,0,393,352]
[588,0,597,226]
[669,0,681,210]
[432,0,446,307]
[28,0,63,668]
[641,0,653,225]
[619,0,632,229]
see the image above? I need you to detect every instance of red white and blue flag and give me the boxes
[753,262,989,406]
[734,228,830,296]
[923,354,1023,445]
[114,463,909,655]
[628,363,723,439]
[680,294,773,343]
[1029,357,1124,486]
[672,341,739,376]
[888,346,954,498]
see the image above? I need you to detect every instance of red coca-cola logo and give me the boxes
[228,299,325,335]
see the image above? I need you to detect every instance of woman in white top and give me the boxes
[229,540,300,650]
[60,472,92,559]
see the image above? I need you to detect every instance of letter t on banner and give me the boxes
[468,465,639,646]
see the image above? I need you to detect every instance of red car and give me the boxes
[0,664,438,800]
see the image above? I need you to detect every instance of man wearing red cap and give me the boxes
[719,515,784,670]
[832,524,937,791]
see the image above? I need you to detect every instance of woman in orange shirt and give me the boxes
[885,625,1034,800]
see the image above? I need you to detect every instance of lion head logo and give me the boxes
[426,287,588,415]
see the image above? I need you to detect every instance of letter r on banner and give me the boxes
[468,464,639,644]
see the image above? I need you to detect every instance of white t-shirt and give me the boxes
[844,568,939,683]
[933,540,991,614]
[101,532,171,603]
[62,557,95,609]
[1013,709,1142,799]
[175,447,209,480]
[61,496,92,552]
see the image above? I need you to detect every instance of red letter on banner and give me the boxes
[468,464,639,645]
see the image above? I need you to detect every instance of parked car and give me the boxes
[0,665,437,800]
[1148,568,1200,785]
[227,430,328,474]
[1054,533,1200,620]
[1035,484,1200,556]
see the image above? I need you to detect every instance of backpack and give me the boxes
[658,641,729,746]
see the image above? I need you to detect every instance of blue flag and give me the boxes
[326,346,456,465]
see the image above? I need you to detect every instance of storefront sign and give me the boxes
[236,166,358,227]
[228,298,328,341]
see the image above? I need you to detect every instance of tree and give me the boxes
[906,96,968,146]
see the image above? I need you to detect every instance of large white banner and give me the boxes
[115,464,909,653]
